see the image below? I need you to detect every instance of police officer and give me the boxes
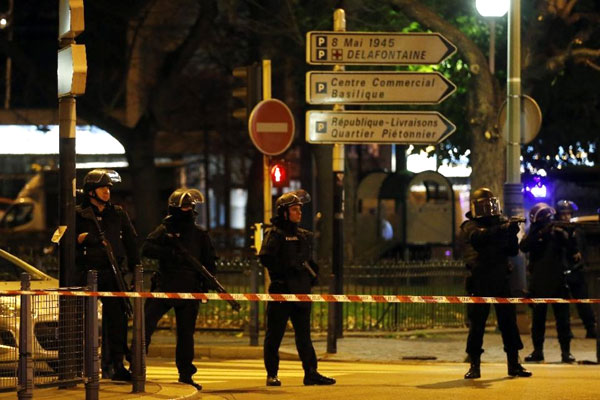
[260,190,335,387]
[520,203,575,363]
[460,188,531,379]
[142,188,216,391]
[76,169,139,381]
[556,200,596,338]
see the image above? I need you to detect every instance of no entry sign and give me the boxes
[249,99,295,156]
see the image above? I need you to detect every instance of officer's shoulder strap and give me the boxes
[265,226,286,238]
[76,205,96,220]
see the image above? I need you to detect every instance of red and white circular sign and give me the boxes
[248,99,295,156]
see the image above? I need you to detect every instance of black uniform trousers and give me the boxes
[264,302,318,376]
[96,269,129,365]
[466,302,523,356]
[145,298,200,379]
[531,303,571,348]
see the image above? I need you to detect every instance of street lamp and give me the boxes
[477,0,525,295]
[475,0,509,74]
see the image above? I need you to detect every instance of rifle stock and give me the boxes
[509,217,527,224]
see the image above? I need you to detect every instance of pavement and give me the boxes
[2,324,597,400]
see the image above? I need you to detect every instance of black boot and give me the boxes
[585,328,596,339]
[560,341,576,363]
[101,363,114,379]
[464,353,481,379]
[507,351,532,377]
[266,376,282,386]
[179,376,202,390]
[303,369,336,385]
[111,361,132,381]
[524,348,544,362]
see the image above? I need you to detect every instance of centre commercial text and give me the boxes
[326,75,438,100]
[325,116,440,140]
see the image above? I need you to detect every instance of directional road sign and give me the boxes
[249,99,295,156]
[306,111,456,145]
[306,71,456,105]
[306,31,456,65]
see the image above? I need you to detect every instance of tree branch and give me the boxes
[388,0,495,125]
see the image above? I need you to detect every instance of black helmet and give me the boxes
[168,188,204,209]
[556,200,578,214]
[83,169,121,193]
[275,189,311,217]
[529,202,555,224]
[470,187,501,218]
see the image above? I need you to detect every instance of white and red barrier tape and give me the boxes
[1,290,600,304]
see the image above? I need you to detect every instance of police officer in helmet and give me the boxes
[76,169,140,381]
[142,188,217,391]
[460,188,531,379]
[260,190,335,387]
[555,200,596,338]
[521,202,575,363]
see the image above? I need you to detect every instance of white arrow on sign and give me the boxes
[306,31,457,65]
[306,71,456,105]
[306,111,456,145]
[256,122,289,132]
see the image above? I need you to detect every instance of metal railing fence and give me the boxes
[190,259,470,333]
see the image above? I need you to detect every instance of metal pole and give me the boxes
[131,265,146,392]
[85,270,99,400]
[58,95,77,287]
[489,19,496,75]
[249,258,259,346]
[327,8,346,354]
[3,0,13,109]
[262,59,273,226]
[261,59,273,321]
[504,0,526,295]
[17,273,33,400]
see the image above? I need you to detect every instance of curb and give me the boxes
[148,344,301,361]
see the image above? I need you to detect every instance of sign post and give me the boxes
[247,62,296,347]
[248,98,295,156]
[305,11,457,355]
[57,0,87,385]
[58,0,86,288]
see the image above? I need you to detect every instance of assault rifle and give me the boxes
[508,217,527,224]
[168,235,241,312]
[80,207,133,317]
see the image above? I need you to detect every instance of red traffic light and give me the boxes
[270,163,288,187]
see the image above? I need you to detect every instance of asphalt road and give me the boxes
[147,358,600,400]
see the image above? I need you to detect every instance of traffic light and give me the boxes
[270,161,289,187]
[232,63,262,124]
[0,0,12,29]
[58,0,87,97]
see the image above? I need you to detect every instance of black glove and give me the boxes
[83,231,102,246]
[507,221,520,235]
[551,226,569,241]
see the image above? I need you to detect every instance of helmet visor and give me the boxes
[277,190,311,209]
[87,169,122,185]
[471,197,501,218]
[168,188,205,208]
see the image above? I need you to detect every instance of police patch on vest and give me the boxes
[285,236,299,241]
